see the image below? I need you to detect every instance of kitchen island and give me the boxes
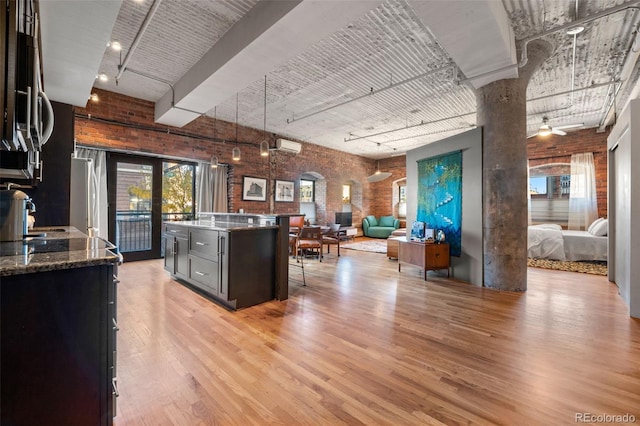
[0,227,121,425]
[163,213,296,310]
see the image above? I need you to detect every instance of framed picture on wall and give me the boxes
[275,180,295,202]
[242,176,267,201]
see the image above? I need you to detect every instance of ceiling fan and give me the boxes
[528,116,584,138]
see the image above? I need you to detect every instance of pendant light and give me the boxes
[232,93,241,161]
[210,107,219,168]
[367,144,392,182]
[260,75,269,157]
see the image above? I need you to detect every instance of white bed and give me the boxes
[527,223,608,261]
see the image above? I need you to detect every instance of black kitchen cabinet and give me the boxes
[0,264,117,425]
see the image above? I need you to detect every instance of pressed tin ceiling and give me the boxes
[41,0,640,159]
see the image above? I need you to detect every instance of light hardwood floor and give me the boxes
[114,248,640,425]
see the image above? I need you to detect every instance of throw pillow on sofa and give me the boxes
[379,215,396,227]
[365,215,378,226]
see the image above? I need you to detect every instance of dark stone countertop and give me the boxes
[0,226,121,277]
[165,219,279,232]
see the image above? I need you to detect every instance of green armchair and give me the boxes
[362,215,400,238]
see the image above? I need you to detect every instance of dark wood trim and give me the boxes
[108,153,198,261]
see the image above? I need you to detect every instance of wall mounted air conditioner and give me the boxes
[276,138,301,154]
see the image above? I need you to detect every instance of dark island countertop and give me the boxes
[0,226,121,276]
[165,219,279,232]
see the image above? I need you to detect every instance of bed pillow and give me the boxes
[531,223,562,230]
[589,218,608,236]
[587,218,604,234]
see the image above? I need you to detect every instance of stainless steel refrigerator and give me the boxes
[69,157,98,236]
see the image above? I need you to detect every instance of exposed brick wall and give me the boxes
[369,156,407,218]
[75,89,381,231]
[527,127,608,218]
[75,90,611,233]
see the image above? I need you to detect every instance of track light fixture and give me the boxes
[107,40,122,51]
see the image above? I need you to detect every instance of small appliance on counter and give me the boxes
[0,189,36,241]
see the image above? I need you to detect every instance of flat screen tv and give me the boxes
[335,212,352,227]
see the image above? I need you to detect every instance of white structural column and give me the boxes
[154,0,382,127]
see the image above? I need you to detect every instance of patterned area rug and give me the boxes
[341,239,387,253]
[341,241,608,274]
[527,258,608,275]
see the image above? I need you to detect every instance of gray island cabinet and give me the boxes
[163,214,289,310]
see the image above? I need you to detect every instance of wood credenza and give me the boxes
[398,240,450,280]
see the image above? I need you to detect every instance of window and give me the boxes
[342,184,351,204]
[300,179,314,202]
[529,174,570,199]
[529,163,571,225]
[398,185,407,218]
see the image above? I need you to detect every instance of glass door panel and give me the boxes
[115,161,153,253]
[162,162,194,222]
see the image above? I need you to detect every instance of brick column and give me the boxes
[477,39,553,291]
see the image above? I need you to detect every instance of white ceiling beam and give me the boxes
[39,0,122,106]
[408,0,517,89]
[154,0,382,127]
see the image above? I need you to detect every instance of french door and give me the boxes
[107,153,196,262]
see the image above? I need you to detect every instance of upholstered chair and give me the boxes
[322,223,341,257]
[297,226,323,262]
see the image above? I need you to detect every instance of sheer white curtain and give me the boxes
[196,164,228,214]
[75,148,108,238]
[568,152,598,230]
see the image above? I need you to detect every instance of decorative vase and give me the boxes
[436,229,445,243]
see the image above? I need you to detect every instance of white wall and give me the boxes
[607,98,640,318]
[406,128,483,285]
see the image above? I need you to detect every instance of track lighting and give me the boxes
[107,41,122,51]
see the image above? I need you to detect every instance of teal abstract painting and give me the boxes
[417,151,462,256]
